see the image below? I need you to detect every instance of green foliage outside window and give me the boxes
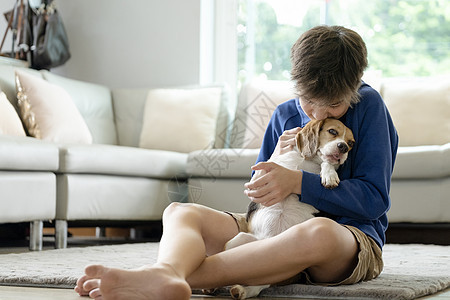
[238,0,450,85]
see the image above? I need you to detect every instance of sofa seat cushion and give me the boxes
[188,144,450,180]
[0,135,59,171]
[187,148,259,178]
[393,143,450,179]
[59,144,188,179]
[56,174,174,220]
[0,171,56,222]
[388,177,450,223]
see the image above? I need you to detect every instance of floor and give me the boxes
[0,231,448,300]
[0,285,448,300]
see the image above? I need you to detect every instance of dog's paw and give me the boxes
[202,288,217,295]
[321,172,340,189]
[320,163,340,189]
[225,232,258,250]
[230,284,270,299]
[230,285,247,299]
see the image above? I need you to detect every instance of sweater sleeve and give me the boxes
[301,88,398,221]
[255,103,294,165]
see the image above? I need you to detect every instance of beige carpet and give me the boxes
[0,243,448,299]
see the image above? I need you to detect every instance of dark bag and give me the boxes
[0,0,32,61]
[30,0,70,69]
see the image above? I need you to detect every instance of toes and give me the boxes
[75,275,92,296]
[76,274,89,286]
[89,287,103,299]
[83,278,101,292]
[74,286,87,296]
[85,265,109,278]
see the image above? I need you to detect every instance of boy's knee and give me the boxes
[163,202,199,222]
[293,217,342,250]
[164,202,182,215]
[308,217,340,240]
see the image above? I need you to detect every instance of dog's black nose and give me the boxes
[337,142,349,153]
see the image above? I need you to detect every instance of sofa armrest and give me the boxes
[393,143,450,179]
[187,148,259,179]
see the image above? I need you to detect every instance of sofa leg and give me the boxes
[29,221,43,251]
[55,220,68,249]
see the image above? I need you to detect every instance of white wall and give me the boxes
[0,0,203,89]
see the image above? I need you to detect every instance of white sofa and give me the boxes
[187,77,450,227]
[1,58,448,250]
[0,59,233,250]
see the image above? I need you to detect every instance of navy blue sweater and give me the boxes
[255,83,398,248]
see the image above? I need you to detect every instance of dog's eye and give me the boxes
[348,140,355,148]
[328,129,338,136]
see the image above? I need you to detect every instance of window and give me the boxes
[237,0,450,88]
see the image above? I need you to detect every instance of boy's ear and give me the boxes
[296,120,324,158]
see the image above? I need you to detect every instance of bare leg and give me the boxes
[75,203,239,299]
[187,217,358,288]
[156,203,239,276]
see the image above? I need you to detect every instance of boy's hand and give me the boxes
[244,162,303,207]
[272,127,302,157]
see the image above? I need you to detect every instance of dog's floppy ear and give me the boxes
[296,120,324,158]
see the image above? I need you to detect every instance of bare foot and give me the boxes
[81,263,191,300]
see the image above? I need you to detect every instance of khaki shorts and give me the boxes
[226,212,383,286]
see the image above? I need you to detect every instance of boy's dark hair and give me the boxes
[290,25,368,106]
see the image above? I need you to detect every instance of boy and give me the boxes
[75,25,398,300]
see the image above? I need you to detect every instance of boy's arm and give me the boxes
[301,91,398,220]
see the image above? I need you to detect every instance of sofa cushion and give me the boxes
[183,83,234,149]
[0,171,56,222]
[139,87,222,153]
[0,92,26,136]
[392,143,450,179]
[0,135,59,171]
[111,88,149,147]
[187,148,259,178]
[42,71,118,145]
[15,70,93,144]
[56,174,172,220]
[112,84,233,149]
[231,79,297,149]
[0,64,42,112]
[59,144,188,179]
[388,177,450,223]
[381,75,450,146]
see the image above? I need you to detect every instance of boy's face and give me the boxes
[299,98,349,121]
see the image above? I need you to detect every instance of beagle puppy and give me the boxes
[225,118,355,299]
